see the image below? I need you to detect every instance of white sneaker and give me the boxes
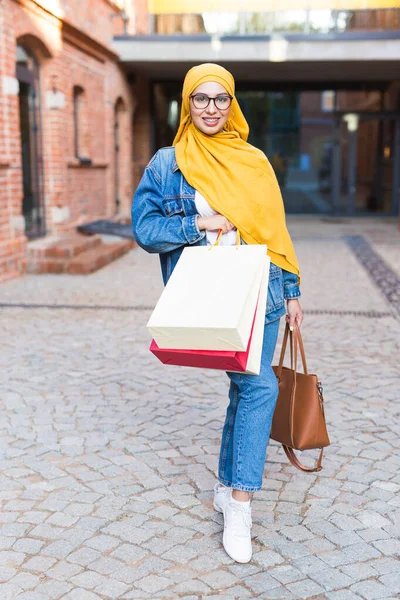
[223,499,252,563]
[213,483,231,513]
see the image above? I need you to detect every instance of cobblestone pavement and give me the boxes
[0,218,399,600]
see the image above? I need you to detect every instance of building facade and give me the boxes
[115,2,400,219]
[0,0,149,282]
[1,1,400,282]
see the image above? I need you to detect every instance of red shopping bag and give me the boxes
[150,307,257,372]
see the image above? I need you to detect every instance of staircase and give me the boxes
[26,231,135,275]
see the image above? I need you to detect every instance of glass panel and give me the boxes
[151,83,398,216]
[153,83,182,149]
[339,116,396,214]
[150,9,400,35]
[237,90,335,214]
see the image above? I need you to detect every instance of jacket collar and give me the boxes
[172,159,180,173]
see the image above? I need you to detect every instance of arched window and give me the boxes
[73,86,91,163]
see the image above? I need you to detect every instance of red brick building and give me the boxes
[0,0,148,282]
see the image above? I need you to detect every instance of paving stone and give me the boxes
[292,554,328,575]
[372,539,400,556]
[23,556,57,572]
[39,540,76,559]
[111,543,149,563]
[0,525,29,538]
[0,566,17,581]
[280,525,315,542]
[351,579,394,600]
[310,567,355,591]
[327,591,363,600]
[70,570,108,589]
[45,560,83,581]
[378,572,400,594]
[0,537,16,551]
[0,583,23,599]
[8,572,40,590]
[141,537,177,556]
[198,570,238,590]
[34,578,72,598]
[62,590,102,600]
[1,222,400,599]
[14,593,48,600]
[12,539,44,555]
[65,547,101,566]
[243,571,282,594]
[342,542,382,562]
[94,578,130,598]
[367,558,400,575]
[134,574,172,594]
[218,584,253,598]
[341,562,380,582]
[174,578,212,594]
[253,549,285,568]
[286,578,326,598]
[87,556,123,575]
[269,564,305,584]
[84,535,120,552]
[0,551,26,567]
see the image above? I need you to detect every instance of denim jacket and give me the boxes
[132,147,300,324]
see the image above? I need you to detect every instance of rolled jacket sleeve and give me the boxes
[282,268,301,300]
[182,214,203,245]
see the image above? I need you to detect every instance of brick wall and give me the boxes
[0,0,147,282]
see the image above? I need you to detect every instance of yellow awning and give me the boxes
[149,0,400,13]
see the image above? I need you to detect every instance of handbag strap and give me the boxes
[282,445,323,472]
[277,323,308,379]
[294,324,308,375]
[278,324,321,472]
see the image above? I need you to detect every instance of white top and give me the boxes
[194,190,237,246]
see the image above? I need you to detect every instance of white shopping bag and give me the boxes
[236,255,270,375]
[147,244,268,351]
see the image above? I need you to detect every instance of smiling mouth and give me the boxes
[202,118,220,125]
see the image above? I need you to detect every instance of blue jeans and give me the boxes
[218,318,281,492]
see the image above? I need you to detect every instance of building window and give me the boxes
[16,44,46,238]
[73,86,91,163]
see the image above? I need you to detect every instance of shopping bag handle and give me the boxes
[213,228,241,248]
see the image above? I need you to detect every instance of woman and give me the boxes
[132,63,303,564]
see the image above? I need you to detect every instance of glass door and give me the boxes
[334,113,400,215]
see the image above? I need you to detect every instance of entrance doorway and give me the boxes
[332,112,400,215]
[16,45,45,239]
[151,83,400,217]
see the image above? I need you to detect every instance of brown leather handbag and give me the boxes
[271,323,330,472]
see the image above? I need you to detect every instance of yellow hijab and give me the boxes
[173,63,300,279]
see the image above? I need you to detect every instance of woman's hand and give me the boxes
[286,299,304,330]
[197,215,235,234]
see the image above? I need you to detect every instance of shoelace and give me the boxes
[229,502,252,531]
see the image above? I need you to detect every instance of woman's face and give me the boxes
[189,81,231,135]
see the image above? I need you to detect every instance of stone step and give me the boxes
[25,238,134,274]
[27,232,102,260]
[0,238,26,283]
[68,239,134,274]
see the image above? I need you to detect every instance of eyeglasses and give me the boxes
[190,93,233,111]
